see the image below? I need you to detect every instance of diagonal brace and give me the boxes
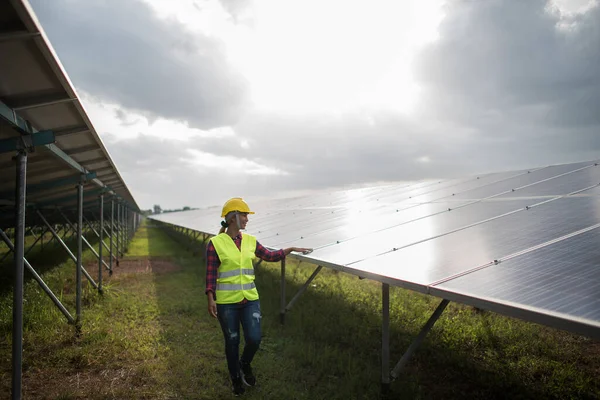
[36,210,98,289]
[83,216,117,262]
[390,299,449,380]
[57,209,111,272]
[284,265,323,313]
[0,228,74,323]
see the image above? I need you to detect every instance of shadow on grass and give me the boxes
[144,224,592,400]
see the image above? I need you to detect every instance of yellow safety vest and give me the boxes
[211,232,258,304]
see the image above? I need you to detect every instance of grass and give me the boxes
[0,220,598,399]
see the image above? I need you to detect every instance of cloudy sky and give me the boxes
[29,0,600,210]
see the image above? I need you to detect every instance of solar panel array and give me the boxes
[151,160,600,338]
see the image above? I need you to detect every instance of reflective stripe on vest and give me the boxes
[216,282,256,291]
[211,232,259,304]
[218,269,255,279]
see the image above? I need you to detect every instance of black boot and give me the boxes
[232,376,245,396]
[240,361,256,386]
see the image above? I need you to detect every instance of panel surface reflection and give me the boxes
[346,194,600,287]
[436,226,600,322]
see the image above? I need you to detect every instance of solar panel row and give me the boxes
[151,160,600,338]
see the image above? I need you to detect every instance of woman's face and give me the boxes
[236,212,249,229]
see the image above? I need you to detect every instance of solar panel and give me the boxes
[276,198,534,261]
[345,191,600,288]
[432,225,600,323]
[451,161,596,200]
[495,163,600,199]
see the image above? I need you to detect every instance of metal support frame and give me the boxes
[0,228,74,324]
[274,260,450,393]
[0,130,55,154]
[24,227,50,257]
[36,209,98,289]
[282,265,323,316]
[389,299,449,380]
[82,214,117,268]
[57,208,111,276]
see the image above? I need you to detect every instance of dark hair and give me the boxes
[219,219,228,234]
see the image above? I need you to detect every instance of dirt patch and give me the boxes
[85,257,181,276]
[20,365,157,399]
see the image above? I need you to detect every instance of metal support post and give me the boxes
[83,215,116,265]
[36,210,98,289]
[283,265,322,313]
[123,207,126,250]
[126,208,129,243]
[98,195,104,293]
[382,283,390,395]
[12,150,26,400]
[280,258,286,324]
[76,183,83,325]
[390,299,450,379]
[110,198,116,267]
[116,202,121,257]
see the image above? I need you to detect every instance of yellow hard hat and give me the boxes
[221,197,255,218]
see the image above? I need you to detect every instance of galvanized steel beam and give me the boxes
[0,131,55,154]
[0,30,41,42]
[0,172,96,199]
[52,126,89,137]
[6,92,75,111]
[98,195,105,291]
[11,150,26,400]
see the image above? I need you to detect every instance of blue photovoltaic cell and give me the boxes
[451,161,596,200]
[301,199,534,264]
[496,164,600,199]
[434,226,600,322]
[344,194,600,287]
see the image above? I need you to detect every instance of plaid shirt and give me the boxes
[205,233,285,300]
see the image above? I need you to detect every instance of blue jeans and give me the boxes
[217,300,262,380]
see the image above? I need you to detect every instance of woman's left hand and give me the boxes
[293,247,313,255]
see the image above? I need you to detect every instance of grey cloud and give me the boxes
[103,134,292,209]
[415,0,600,128]
[30,0,600,209]
[218,0,256,25]
[30,0,249,129]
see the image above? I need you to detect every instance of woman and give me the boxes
[205,197,312,396]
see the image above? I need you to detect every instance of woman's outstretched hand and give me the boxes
[285,247,313,255]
